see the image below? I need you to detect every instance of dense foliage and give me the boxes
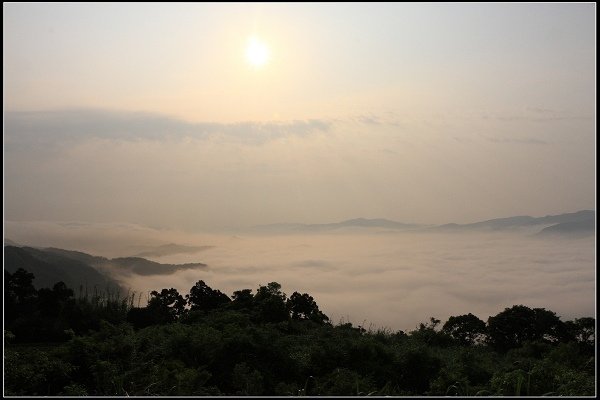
[4,268,596,396]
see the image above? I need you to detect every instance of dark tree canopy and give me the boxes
[3,268,596,397]
[287,291,329,324]
[532,307,570,343]
[442,313,487,345]
[128,288,186,328]
[148,288,186,321]
[254,282,289,323]
[487,305,568,351]
[37,281,75,316]
[5,268,38,322]
[5,268,37,304]
[409,317,453,347]
[186,280,231,312]
[565,317,595,347]
[254,282,286,302]
[231,289,254,309]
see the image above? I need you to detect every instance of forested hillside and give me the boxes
[4,246,120,292]
[4,268,595,396]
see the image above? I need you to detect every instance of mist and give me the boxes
[5,220,594,331]
[4,110,595,232]
[3,4,596,396]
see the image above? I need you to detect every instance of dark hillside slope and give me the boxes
[4,246,121,291]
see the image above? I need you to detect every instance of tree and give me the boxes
[565,317,595,347]
[37,281,75,316]
[254,282,286,302]
[148,288,186,321]
[5,269,38,323]
[410,317,453,347]
[442,313,487,345]
[186,280,231,312]
[231,289,254,309]
[5,268,37,302]
[253,282,289,323]
[487,305,567,352]
[231,362,264,395]
[128,288,186,328]
[32,281,78,341]
[532,307,569,343]
[286,292,329,324]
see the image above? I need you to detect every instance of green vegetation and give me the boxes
[4,267,595,396]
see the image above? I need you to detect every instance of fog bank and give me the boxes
[5,221,594,331]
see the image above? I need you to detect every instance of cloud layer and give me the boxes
[5,221,595,331]
[4,109,331,147]
[4,109,595,231]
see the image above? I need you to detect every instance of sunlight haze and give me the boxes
[4,3,595,230]
[3,2,596,331]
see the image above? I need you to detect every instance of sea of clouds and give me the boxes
[5,221,595,331]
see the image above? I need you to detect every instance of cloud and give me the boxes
[351,115,382,125]
[525,107,557,115]
[482,108,592,123]
[3,220,216,258]
[133,244,215,258]
[342,112,408,128]
[483,136,548,145]
[4,109,332,147]
[4,221,595,331]
[290,259,337,271]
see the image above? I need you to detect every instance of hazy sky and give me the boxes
[3,3,596,231]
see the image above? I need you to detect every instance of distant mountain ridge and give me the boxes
[537,218,595,237]
[251,210,595,236]
[435,210,595,232]
[252,217,423,233]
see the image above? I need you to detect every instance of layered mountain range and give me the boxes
[252,210,595,235]
[3,210,594,290]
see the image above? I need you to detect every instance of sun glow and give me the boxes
[246,36,270,68]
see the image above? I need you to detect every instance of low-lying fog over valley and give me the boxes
[4,4,596,397]
[3,0,595,337]
[5,211,594,331]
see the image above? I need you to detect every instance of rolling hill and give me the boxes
[3,245,208,290]
[4,246,121,291]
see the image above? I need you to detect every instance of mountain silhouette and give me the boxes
[250,210,594,235]
[252,218,422,233]
[537,219,595,237]
[3,246,208,290]
[435,210,594,233]
[4,246,120,291]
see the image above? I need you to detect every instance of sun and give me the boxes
[246,36,270,68]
